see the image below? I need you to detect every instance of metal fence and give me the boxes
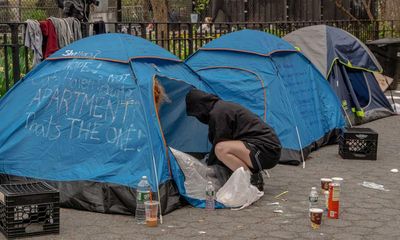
[1,20,399,96]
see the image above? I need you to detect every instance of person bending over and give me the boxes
[185,89,281,191]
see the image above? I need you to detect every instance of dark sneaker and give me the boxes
[250,172,264,191]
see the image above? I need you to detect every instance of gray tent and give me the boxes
[284,25,394,125]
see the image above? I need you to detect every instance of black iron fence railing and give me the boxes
[1,20,399,97]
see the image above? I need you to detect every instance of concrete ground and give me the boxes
[2,90,400,240]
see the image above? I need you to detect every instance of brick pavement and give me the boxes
[1,92,400,240]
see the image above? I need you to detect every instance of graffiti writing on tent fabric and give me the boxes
[25,59,144,152]
[61,49,102,58]
[277,65,319,128]
[28,88,138,123]
[25,113,62,141]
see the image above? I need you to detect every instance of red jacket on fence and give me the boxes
[40,20,59,59]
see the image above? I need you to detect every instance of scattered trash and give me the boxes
[320,233,324,236]
[236,225,244,229]
[391,103,400,114]
[273,209,283,213]
[167,225,175,228]
[161,229,165,232]
[267,202,280,206]
[360,181,389,191]
[390,169,398,173]
[198,231,206,234]
[282,220,290,224]
[274,191,288,199]
[327,182,340,219]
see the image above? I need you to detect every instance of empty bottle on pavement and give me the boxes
[136,176,151,224]
[205,181,215,210]
[309,187,319,209]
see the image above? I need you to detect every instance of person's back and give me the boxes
[186,89,281,191]
[210,100,281,159]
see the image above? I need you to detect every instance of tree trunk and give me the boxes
[380,0,400,37]
[149,0,169,48]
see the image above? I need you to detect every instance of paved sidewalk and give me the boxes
[2,96,400,240]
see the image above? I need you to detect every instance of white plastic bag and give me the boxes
[169,148,230,199]
[216,167,264,209]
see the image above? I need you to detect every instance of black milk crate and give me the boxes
[339,127,378,160]
[0,182,59,239]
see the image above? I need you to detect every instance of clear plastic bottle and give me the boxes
[135,176,150,224]
[205,181,215,210]
[309,187,319,209]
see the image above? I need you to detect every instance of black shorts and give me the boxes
[244,142,279,172]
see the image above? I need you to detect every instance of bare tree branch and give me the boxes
[330,0,361,23]
[361,0,375,21]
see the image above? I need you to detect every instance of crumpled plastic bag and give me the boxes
[360,181,389,191]
[170,148,230,200]
[216,167,264,210]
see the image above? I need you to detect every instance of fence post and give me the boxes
[140,23,146,39]
[391,20,394,38]
[81,22,89,38]
[117,0,122,22]
[188,23,193,56]
[3,34,10,91]
[10,23,20,84]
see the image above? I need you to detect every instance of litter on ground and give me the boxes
[360,181,389,191]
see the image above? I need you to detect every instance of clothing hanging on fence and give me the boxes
[25,17,81,62]
[24,20,43,67]
[64,17,82,41]
[49,17,74,48]
[48,17,82,48]
[93,21,106,35]
[40,19,59,59]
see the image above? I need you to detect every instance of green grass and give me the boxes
[0,46,31,98]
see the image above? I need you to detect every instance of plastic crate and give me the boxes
[0,182,59,239]
[339,128,378,160]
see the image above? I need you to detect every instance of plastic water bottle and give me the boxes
[136,176,150,224]
[309,187,319,209]
[205,181,215,210]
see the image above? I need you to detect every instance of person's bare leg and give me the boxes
[214,141,253,171]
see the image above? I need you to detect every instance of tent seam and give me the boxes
[198,48,297,57]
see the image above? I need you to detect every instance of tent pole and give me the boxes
[269,57,306,168]
[151,155,163,224]
[342,105,353,128]
[295,126,306,169]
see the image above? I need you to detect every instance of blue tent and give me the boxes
[186,30,345,165]
[0,33,214,214]
[284,25,394,125]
